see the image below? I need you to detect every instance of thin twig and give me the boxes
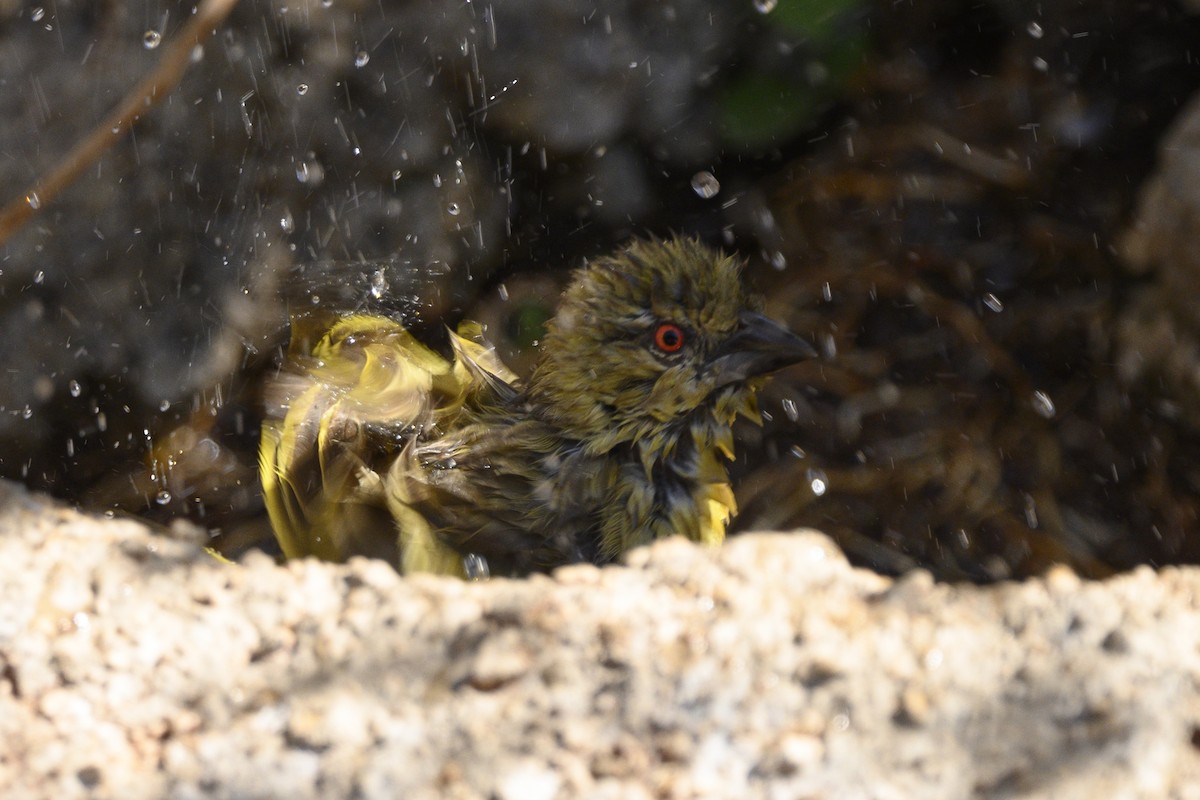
[0,0,241,247]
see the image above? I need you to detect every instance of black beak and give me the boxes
[709,311,817,387]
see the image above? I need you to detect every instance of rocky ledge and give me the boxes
[1,480,1199,799]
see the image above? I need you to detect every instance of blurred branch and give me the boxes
[0,0,241,247]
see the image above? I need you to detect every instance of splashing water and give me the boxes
[369,269,388,299]
[690,170,720,199]
[1031,390,1056,419]
[807,468,829,497]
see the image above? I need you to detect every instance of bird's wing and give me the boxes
[384,420,608,575]
[447,320,522,403]
[260,313,515,566]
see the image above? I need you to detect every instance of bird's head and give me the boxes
[528,237,815,458]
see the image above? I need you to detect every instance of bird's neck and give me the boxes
[583,396,749,560]
[519,381,760,559]
[591,419,737,561]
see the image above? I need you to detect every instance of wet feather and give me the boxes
[260,237,813,575]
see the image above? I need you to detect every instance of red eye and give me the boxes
[654,323,685,353]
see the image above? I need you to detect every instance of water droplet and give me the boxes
[821,331,837,359]
[68,380,81,398]
[354,50,369,68]
[982,292,1004,313]
[463,553,490,580]
[821,282,832,302]
[769,251,787,270]
[143,29,162,49]
[295,156,324,185]
[807,468,828,496]
[155,490,172,505]
[1027,21,1044,39]
[296,83,309,95]
[30,7,45,21]
[432,174,443,188]
[369,269,388,299]
[690,170,720,199]
[780,397,800,423]
[1032,56,1049,73]
[1023,493,1039,528]
[159,399,171,412]
[21,406,33,419]
[279,209,294,233]
[1031,390,1056,419]
[753,0,778,13]
[33,270,44,284]
[446,202,461,216]
[391,169,403,181]
[25,191,40,210]
[320,0,332,6]
[197,438,221,464]
[310,294,321,305]
[789,445,806,459]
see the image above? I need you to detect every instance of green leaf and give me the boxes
[718,74,820,150]
[768,0,861,43]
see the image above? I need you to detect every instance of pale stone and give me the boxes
[2,481,1200,799]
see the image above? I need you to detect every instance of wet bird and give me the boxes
[259,237,815,577]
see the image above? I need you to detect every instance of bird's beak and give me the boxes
[709,311,817,387]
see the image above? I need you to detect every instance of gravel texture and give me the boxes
[3,479,1200,799]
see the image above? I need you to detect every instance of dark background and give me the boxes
[3,0,1200,580]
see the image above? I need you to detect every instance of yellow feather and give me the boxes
[259,237,812,576]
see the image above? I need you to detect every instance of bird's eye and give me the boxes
[653,323,686,353]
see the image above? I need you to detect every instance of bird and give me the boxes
[259,236,815,577]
